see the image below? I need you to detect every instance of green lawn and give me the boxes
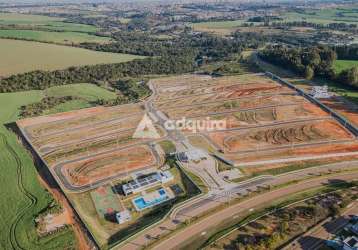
[333,60,358,73]
[0,12,99,32]
[0,90,77,249]
[0,29,112,44]
[0,38,145,77]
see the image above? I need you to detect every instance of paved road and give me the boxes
[284,201,358,250]
[151,172,358,250]
[116,161,358,250]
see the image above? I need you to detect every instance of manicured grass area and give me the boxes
[333,60,358,73]
[0,12,98,32]
[0,38,145,76]
[0,29,112,44]
[0,91,76,249]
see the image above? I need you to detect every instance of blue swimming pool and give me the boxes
[133,188,170,211]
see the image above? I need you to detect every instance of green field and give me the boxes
[190,20,248,35]
[0,38,144,76]
[283,6,358,24]
[45,83,117,101]
[334,60,358,73]
[0,90,77,249]
[43,83,117,114]
[0,29,112,44]
[0,12,99,32]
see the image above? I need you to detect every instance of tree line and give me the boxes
[259,45,358,88]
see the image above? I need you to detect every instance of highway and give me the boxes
[151,172,358,250]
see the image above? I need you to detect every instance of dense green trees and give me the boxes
[260,45,358,88]
[337,66,358,88]
[259,45,336,78]
[334,44,358,60]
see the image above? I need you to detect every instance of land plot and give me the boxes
[41,128,158,165]
[155,88,295,109]
[225,142,358,165]
[162,94,305,119]
[33,115,143,153]
[155,80,288,102]
[191,103,328,130]
[62,145,156,187]
[20,104,144,138]
[321,97,358,127]
[206,119,353,153]
[154,74,279,94]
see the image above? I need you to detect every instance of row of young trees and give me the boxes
[259,45,358,88]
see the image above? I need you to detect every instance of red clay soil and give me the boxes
[62,145,156,187]
[207,120,353,153]
[37,176,92,250]
[227,142,358,164]
[321,98,358,127]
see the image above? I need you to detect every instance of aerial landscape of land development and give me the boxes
[2,0,358,250]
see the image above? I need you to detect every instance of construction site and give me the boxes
[16,72,358,249]
[152,73,358,167]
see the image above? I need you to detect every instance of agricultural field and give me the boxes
[0,12,99,32]
[0,39,144,76]
[190,20,249,35]
[282,6,358,25]
[152,73,358,166]
[0,29,112,44]
[0,90,76,249]
[333,60,358,73]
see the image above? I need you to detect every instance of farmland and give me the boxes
[0,13,99,32]
[152,73,358,166]
[190,20,247,35]
[0,29,112,44]
[0,39,144,76]
[0,90,76,250]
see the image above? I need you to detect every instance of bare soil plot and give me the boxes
[17,103,162,191]
[42,128,146,165]
[32,115,143,153]
[155,82,291,102]
[155,86,294,108]
[226,142,358,165]
[162,94,305,119]
[198,103,328,129]
[321,97,358,127]
[207,119,353,153]
[19,104,144,138]
[63,145,156,187]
